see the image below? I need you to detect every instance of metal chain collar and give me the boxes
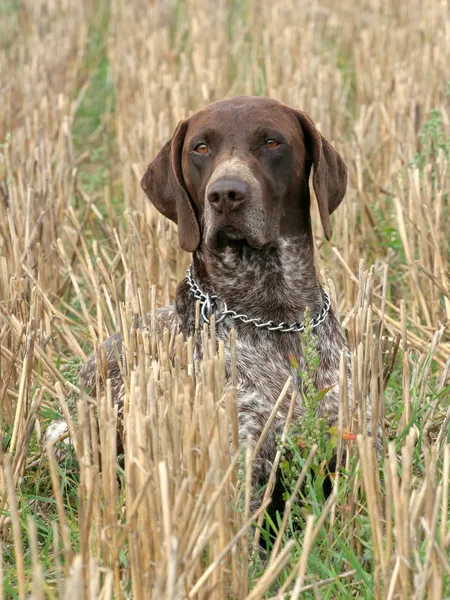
[186,265,331,333]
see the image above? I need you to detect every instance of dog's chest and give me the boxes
[219,320,345,437]
[178,241,346,427]
[221,325,301,398]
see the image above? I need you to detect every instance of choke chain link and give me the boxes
[186,265,331,333]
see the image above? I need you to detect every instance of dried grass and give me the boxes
[0,0,449,598]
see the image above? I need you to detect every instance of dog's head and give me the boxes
[141,96,347,252]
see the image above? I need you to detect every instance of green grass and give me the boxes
[1,9,117,594]
[72,2,121,216]
[248,314,449,597]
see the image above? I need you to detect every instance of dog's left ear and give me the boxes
[294,110,347,240]
[140,119,200,253]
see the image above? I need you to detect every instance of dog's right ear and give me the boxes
[140,120,200,253]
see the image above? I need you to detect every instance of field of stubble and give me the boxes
[0,1,449,598]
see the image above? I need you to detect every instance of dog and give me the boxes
[80,95,353,501]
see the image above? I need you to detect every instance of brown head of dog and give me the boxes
[140,96,347,254]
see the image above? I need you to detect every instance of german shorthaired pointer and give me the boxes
[80,96,353,495]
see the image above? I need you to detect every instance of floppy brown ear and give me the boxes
[295,111,347,240]
[140,119,200,252]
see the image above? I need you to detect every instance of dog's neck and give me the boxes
[192,233,324,323]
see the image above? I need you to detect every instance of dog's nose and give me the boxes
[207,178,248,212]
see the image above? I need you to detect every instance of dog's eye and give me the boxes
[194,143,209,154]
[265,139,280,149]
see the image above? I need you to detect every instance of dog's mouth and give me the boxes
[204,212,274,252]
[218,225,245,242]
[214,225,263,251]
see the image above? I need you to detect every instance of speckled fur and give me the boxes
[79,235,354,489]
[181,235,351,487]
